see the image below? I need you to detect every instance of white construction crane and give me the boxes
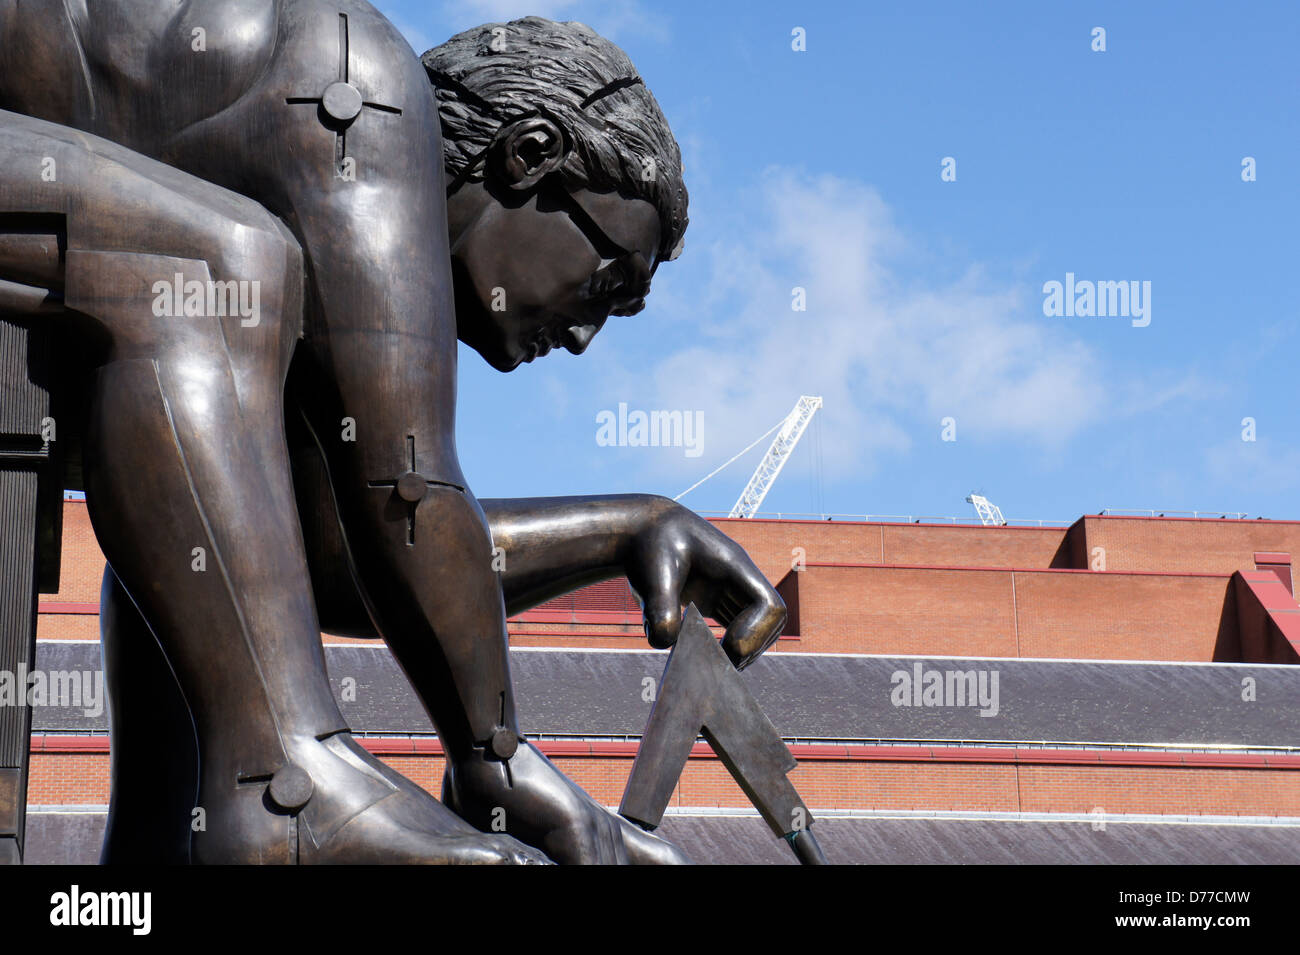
[966,493,1007,526]
[728,396,823,518]
[673,395,824,515]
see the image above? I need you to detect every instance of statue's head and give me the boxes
[423,17,688,371]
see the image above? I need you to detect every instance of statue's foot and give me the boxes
[443,739,691,865]
[193,732,551,864]
[301,789,550,865]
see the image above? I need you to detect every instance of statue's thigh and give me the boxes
[0,110,316,644]
[0,108,303,365]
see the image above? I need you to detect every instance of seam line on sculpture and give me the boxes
[62,0,97,121]
[299,404,391,640]
[150,359,288,753]
[338,13,348,83]
[214,305,246,416]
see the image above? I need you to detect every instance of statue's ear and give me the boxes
[487,114,571,191]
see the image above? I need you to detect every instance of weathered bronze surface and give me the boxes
[623,605,827,864]
[0,4,800,864]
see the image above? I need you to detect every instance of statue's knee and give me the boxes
[415,485,496,566]
[1,118,308,339]
[213,216,303,331]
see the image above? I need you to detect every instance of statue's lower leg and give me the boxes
[86,354,545,863]
[341,481,688,865]
[99,565,197,864]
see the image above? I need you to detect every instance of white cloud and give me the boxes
[374,5,435,54]
[602,168,1112,487]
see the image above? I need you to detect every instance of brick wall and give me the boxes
[778,564,1236,660]
[41,503,1300,654]
[27,503,1300,827]
[779,566,1020,656]
[1072,516,1300,575]
[1013,570,1234,661]
[30,749,1300,818]
[42,502,103,602]
[27,753,109,805]
[713,517,1069,581]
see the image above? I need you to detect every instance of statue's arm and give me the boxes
[482,495,786,669]
[481,495,671,615]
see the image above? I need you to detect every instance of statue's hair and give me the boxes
[421,17,688,261]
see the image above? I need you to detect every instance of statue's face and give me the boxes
[452,180,663,372]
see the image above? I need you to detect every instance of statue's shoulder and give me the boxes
[266,0,435,106]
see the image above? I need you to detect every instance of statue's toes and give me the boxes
[302,792,554,865]
[499,839,555,866]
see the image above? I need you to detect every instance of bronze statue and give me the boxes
[626,606,827,864]
[0,5,786,863]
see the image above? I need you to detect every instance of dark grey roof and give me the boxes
[656,814,1300,865]
[30,641,1300,748]
[24,809,1300,865]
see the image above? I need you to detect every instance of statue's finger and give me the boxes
[643,589,685,649]
[723,598,787,670]
[630,544,687,649]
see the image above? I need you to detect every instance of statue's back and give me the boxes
[0,0,279,152]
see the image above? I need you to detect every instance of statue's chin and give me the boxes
[457,324,523,373]
[476,342,525,373]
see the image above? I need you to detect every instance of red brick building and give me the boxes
[24,499,1300,863]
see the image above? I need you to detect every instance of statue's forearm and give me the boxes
[482,494,675,614]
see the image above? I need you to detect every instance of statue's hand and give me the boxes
[625,500,786,670]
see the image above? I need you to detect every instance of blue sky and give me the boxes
[379,0,1299,523]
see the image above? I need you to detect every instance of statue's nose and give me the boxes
[564,319,605,354]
